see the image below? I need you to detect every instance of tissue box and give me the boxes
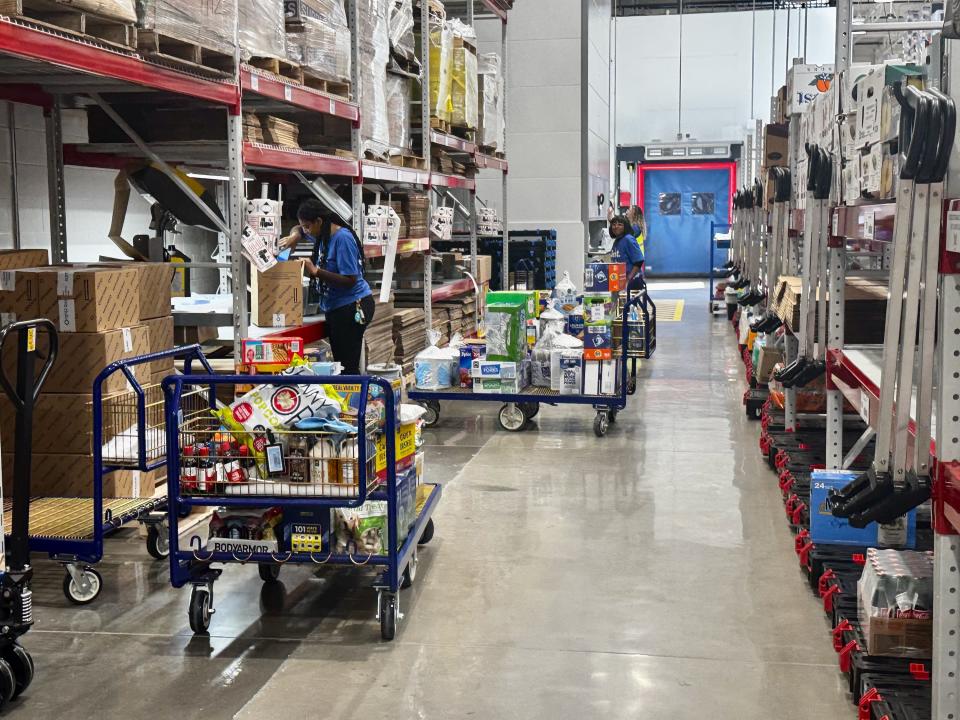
[484,300,527,362]
[810,470,917,547]
[459,345,483,388]
[584,263,626,292]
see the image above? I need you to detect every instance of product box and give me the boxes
[484,300,527,362]
[375,420,419,480]
[0,268,43,325]
[558,351,582,395]
[36,266,140,333]
[755,344,784,384]
[2,324,151,394]
[486,290,537,318]
[144,315,175,377]
[84,262,174,320]
[0,453,158,498]
[0,249,47,271]
[251,259,304,328]
[762,123,789,168]
[465,254,492,286]
[584,321,613,351]
[810,470,917,547]
[525,318,539,347]
[787,62,834,114]
[584,263,626,292]
[583,293,614,323]
[458,345,482,387]
[241,338,305,368]
[583,359,617,396]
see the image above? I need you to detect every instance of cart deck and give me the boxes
[410,384,628,404]
[3,497,164,541]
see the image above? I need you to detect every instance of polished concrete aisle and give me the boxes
[11,285,853,719]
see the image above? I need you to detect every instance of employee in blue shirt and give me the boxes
[281,199,374,374]
[609,215,644,285]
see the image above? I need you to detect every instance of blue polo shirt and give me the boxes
[313,227,371,312]
[612,233,644,270]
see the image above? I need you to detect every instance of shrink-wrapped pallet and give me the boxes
[478,52,505,150]
[388,0,417,69]
[239,0,285,60]
[359,0,390,156]
[33,0,137,22]
[285,0,352,84]
[428,12,453,122]
[449,20,477,130]
[136,0,236,56]
[386,75,411,152]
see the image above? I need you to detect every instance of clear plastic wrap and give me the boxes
[68,1,137,23]
[359,0,391,156]
[450,20,478,130]
[136,0,237,55]
[285,1,352,84]
[858,548,934,658]
[479,52,505,149]
[388,0,418,69]
[428,14,453,122]
[239,0,285,61]
[386,74,411,152]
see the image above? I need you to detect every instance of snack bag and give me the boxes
[332,502,388,555]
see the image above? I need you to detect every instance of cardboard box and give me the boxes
[145,315,175,376]
[863,615,932,658]
[466,254,492,286]
[762,124,789,168]
[787,63,834,114]
[583,359,617,396]
[1,453,163,498]
[755,344,783,384]
[126,263,174,320]
[584,263,626,292]
[810,470,916,547]
[0,249,48,271]
[0,392,120,455]
[584,321,613,352]
[3,325,151,394]
[252,260,304,328]
[36,266,140,333]
[0,268,43,325]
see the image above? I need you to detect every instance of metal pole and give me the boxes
[771,1,777,98]
[7,103,19,250]
[348,0,362,224]
[750,0,756,120]
[45,97,67,264]
[677,0,683,135]
[501,16,509,288]
[803,1,808,60]
[785,4,790,75]
[422,0,432,327]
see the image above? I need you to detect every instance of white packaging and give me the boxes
[860,143,883,196]
[787,62,835,114]
[558,351,582,395]
[583,359,617,396]
[855,65,885,148]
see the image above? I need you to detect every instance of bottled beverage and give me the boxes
[197,446,216,493]
[288,435,309,483]
[182,445,197,492]
[223,441,247,484]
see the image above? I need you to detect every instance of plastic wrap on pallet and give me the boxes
[450,21,478,130]
[386,74,412,153]
[136,0,237,56]
[284,0,351,84]
[428,13,453,122]
[858,548,934,658]
[388,0,418,69]
[64,0,137,23]
[359,0,391,156]
[479,52,504,150]
[239,0,285,61]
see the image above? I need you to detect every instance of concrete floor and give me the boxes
[9,285,854,719]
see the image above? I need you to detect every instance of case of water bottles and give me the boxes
[857,548,934,658]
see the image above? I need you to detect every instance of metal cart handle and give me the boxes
[0,319,58,409]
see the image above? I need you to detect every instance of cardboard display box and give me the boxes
[36,266,140,333]
[755,344,784,384]
[1,454,164,498]
[251,260,304,328]
[0,249,48,271]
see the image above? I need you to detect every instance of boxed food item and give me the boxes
[37,266,140,333]
[458,343,482,388]
[858,548,933,658]
[786,62,834,114]
[0,249,48,271]
[484,300,527,362]
[584,263,626,292]
[809,470,917,547]
[251,259,304,328]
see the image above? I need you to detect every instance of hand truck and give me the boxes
[3,345,214,604]
[163,373,440,640]
[0,319,59,708]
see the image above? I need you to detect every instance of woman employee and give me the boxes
[280,199,374,375]
[609,215,644,284]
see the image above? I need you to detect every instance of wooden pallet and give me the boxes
[430,116,451,133]
[301,71,351,101]
[450,125,477,143]
[389,153,427,170]
[137,30,235,76]
[249,56,303,83]
[0,0,136,49]
[478,145,505,159]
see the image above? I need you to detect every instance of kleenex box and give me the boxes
[809,469,917,548]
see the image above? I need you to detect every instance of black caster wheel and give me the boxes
[0,657,14,707]
[401,548,418,589]
[146,525,169,560]
[3,645,33,700]
[627,378,637,395]
[421,401,440,428]
[258,563,281,583]
[63,567,102,605]
[379,592,399,641]
[594,412,609,437]
[417,518,435,545]
[609,409,619,423]
[189,586,213,634]
[497,403,527,432]
[519,402,539,420]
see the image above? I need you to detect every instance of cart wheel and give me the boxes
[421,401,441,428]
[497,403,527,432]
[418,518,435,545]
[146,525,169,560]
[379,592,399,641]
[189,586,213,634]
[63,567,102,605]
[3,645,33,700]
[627,378,637,395]
[519,402,540,419]
[401,548,418,589]
[0,658,14,706]
[594,412,609,437]
[609,409,619,423]
[258,563,281,583]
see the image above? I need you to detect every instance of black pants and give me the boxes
[326,294,375,375]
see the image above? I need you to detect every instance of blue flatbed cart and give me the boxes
[410,288,656,437]
[162,373,439,640]
[3,345,213,604]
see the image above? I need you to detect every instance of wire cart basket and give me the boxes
[163,373,440,640]
[410,285,656,437]
[3,345,214,605]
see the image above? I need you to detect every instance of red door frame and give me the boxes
[636,161,736,224]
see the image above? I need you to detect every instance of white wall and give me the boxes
[615,8,836,145]
[585,0,612,224]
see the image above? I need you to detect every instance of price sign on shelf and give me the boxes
[284,85,293,102]
[859,389,871,424]
[863,209,875,240]
[250,74,259,92]
[832,211,839,237]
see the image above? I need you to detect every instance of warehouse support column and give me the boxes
[45,96,67,264]
[227,110,248,358]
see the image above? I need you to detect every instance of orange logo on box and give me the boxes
[583,348,613,361]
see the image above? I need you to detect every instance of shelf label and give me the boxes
[330,99,337,115]
[284,85,293,102]
[859,389,871,423]
[863,209,875,240]
[122,326,133,352]
[0,271,14,292]
[946,211,960,253]
[57,271,74,296]
[58,299,75,332]
[831,211,839,236]
[250,74,259,91]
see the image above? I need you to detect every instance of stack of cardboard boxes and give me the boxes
[0,254,174,498]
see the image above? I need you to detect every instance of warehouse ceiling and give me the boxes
[616,0,832,15]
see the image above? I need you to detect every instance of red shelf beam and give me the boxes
[363,237,430,258]
[431,130,476,154]
[240,65,359,123]
[243,143,358,176]
[432,278,475,301]
[431,172,476,190]
[474,153,508,172]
